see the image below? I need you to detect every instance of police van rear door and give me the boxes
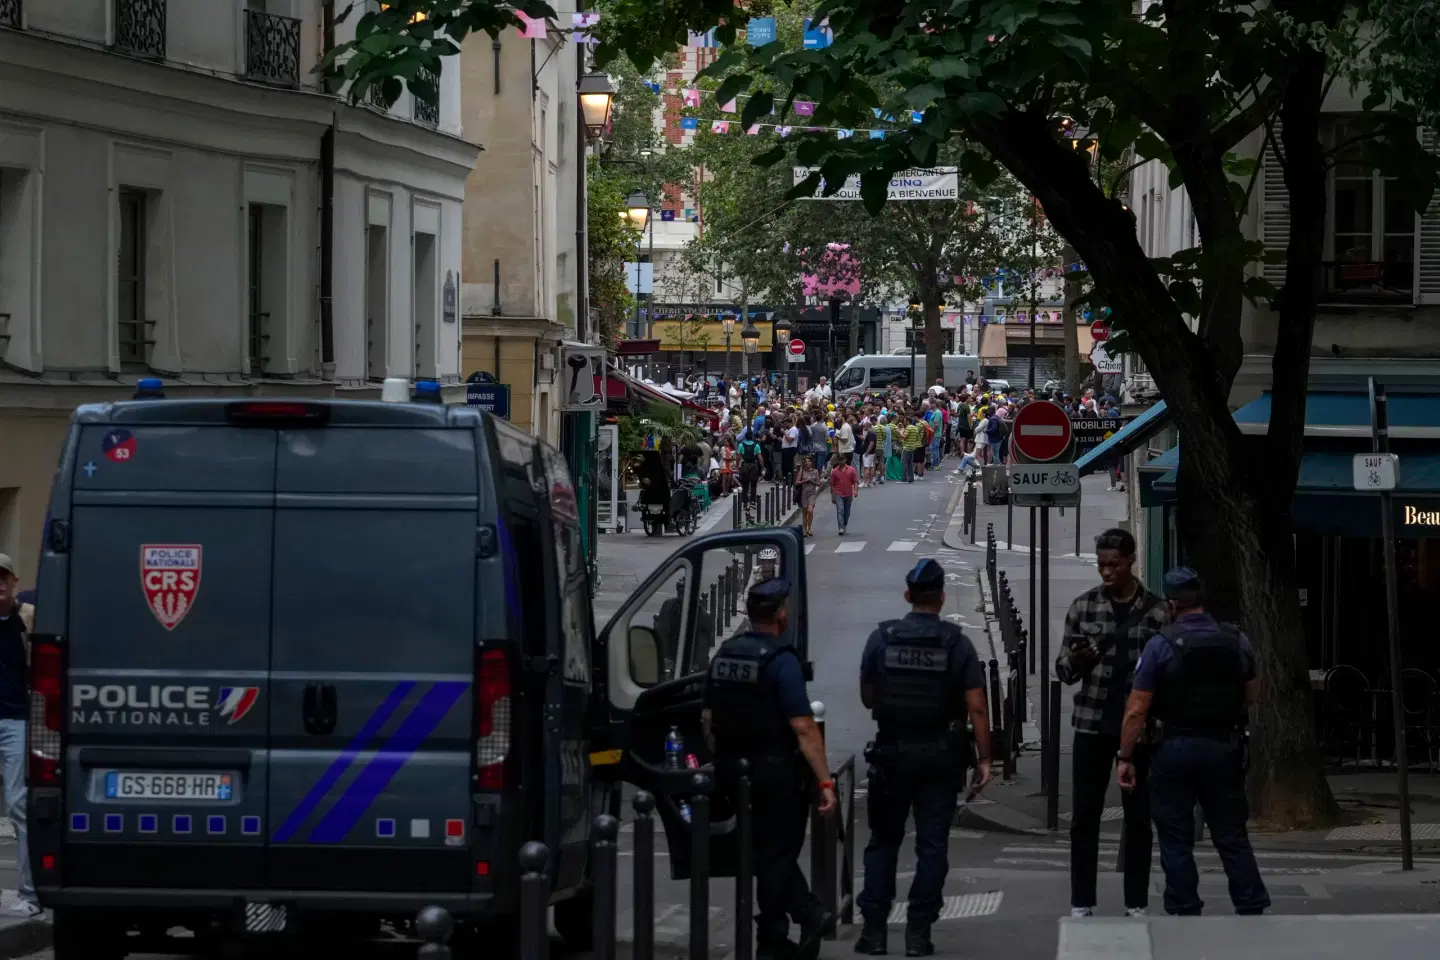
[591,528,807,879]
[57,404,278,890]
[266,406,478,894]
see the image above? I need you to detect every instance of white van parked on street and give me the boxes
[832,354,982,396]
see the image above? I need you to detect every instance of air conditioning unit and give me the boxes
[561,342,607,411]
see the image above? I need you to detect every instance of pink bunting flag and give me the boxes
[711,120,730,134]
[683,88,700,107]
[794,101,816,116]
[745,124,761,135]
[720,99,737,113]
[516,11,548,39]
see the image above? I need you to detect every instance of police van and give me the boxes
[28,387,809,957]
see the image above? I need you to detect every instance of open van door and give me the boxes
[590,527,808,879]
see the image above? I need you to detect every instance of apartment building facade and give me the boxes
[0,0,476,584]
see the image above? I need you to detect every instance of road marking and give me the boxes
[805,544,816,554]
[887,541,919,551]
[835,541,867,553]
[886,891,1003,924]
[1001,844,1440,864]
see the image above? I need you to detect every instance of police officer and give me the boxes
[855,559,991,956]
[1115,567,1271,916]
[703,578,836,959]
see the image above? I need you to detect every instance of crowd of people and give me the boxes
[677,369,1129,537]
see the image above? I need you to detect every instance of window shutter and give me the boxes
[1419,127,1440,305]
[1260,120,1289,289]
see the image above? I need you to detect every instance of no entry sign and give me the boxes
[1090,320,1111,341]
[788,338,806,356]
[1011,400,1073,462]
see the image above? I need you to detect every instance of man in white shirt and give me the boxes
[927,378,947,398]
[782,418,801,482]
[809,377,833,402]
[837,416,855,459]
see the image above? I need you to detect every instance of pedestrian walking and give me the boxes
[829,454,859,535]
[0,555,38,917]
[859,420,877,487]
[810,416,831,473]
[704,578,837,959]
[1116,567,1270,917]
[796,455,824,538]
[782,417,801,483]
[902,417,924,483]
[1055,528,1169,918]
[856,560,992,957]
[738,429,764,511]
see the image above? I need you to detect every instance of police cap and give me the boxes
[747,577,791,605]
[1163,566,1203,599]
[905,558,946,591]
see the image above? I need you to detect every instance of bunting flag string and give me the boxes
[643,81,922,139]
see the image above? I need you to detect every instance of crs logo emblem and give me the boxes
[141,544,202,630]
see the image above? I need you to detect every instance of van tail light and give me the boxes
[224,401,331,425]
[474,649,512,790]
[28,639,64,786]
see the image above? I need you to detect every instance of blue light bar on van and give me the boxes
[413,380,443,404]
[134,378,165,400]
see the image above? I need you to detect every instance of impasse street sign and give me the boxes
[1353,453,1399,491]
[1009,462,1081,507]
[1011,400,1073,462]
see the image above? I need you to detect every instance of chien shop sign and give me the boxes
[793,166,959,201]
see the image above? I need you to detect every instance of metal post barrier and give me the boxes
[591,815,619,960]
[841,756,856,928]
[1075,497,1082,558]
[721,569,731,628]
[735,761,754,960]
[1046,680,1061,831]
[1029,507,1037,675]
[727,565,737,619]
[690,772,714,960]
[415,906,453,960]
[988,657,1004,739]
[1007,494,1013,549]
[519,841,551,960]
[733,490,741,530]
[632,792,656,960]
[743,550,753,586]
[1014,630,1028,724]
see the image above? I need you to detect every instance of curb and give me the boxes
[0,918,50,959]
[954,801,1051,836]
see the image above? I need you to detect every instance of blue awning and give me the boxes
[1153,451,1440,495]
[1233,391,1440,438]
[1075,401,1170,476]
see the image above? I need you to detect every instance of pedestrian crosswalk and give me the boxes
[983,839,1440,879]
[805,540,954,556]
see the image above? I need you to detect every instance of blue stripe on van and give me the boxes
[272,681,417,843]
[305,680,470,844]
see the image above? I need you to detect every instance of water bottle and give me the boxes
[665,726,685,770]
[679,801,693,824]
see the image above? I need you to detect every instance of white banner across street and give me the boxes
[792,166,959,201]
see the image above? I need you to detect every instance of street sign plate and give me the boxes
[1353,453,1399,491]
[1008,462,1081,507]
[1011,400,1073,462]
[789,353,806,364]
[466,383,512,419]
[788,338,806,356]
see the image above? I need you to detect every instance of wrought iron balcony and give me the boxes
[114,0,165,59]
[412,65,439,126]
[245,8,300,87]
[0,0,22,30]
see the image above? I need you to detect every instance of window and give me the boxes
[365,223,388,379]
[1326,117,1416,300]
[117,190,149,369]
[833,366,864,391]
[246,205,268,375]
[868,365,912,390]
[540,445,591,683]
[904,329,955,352]
[413,231,437,378]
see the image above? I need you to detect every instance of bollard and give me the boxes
[415,906,453,960]
[591,815,619,960]
[710,581,720,638]
[1007,494,1013,548]
[736,760,755,960]
[519,841,551,960]
[988,658,1003,734]
[690,772,714,960]
[1015,632,1028,724]
[1046,680,1061,831]
[632,793,657,960]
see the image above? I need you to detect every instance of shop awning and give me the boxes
[606,370,681,407]
[1233,391,1440,439]
[1153,451,1440,496]
[979,324,1008,363]
[1074,401,1170,475]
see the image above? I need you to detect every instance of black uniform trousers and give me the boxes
[1149,735,1270,915]
[747,763,819,946]
[856,762,961,928]
[740,463,761,505]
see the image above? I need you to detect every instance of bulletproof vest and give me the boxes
[738,440,761,464]
[1151,622,1247,738]
[871,618,958,733]
[703,633,795,758]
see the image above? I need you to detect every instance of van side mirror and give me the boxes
[627,625,662,688]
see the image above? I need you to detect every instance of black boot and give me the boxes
[854,920,888,955]
[795,905,837,960]
[758,937,800,959]
[904,923,934,957]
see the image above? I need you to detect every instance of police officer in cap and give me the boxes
[703,576,836,959]
[1115,567,1270,916]
[855,559,991,956]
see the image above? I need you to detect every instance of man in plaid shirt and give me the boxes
[1055,528,1168,919]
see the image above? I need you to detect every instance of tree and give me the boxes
[587,161,639,346]
[325,0,1440,825]
[583,0,1440,826]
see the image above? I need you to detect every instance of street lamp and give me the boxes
[624,190,653,342]
[773,314,793,399]
[908,291,922,400]
[578,73,616,138]
[721,313,736,379]
[740,316,760,423]
[624,190,651,230]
